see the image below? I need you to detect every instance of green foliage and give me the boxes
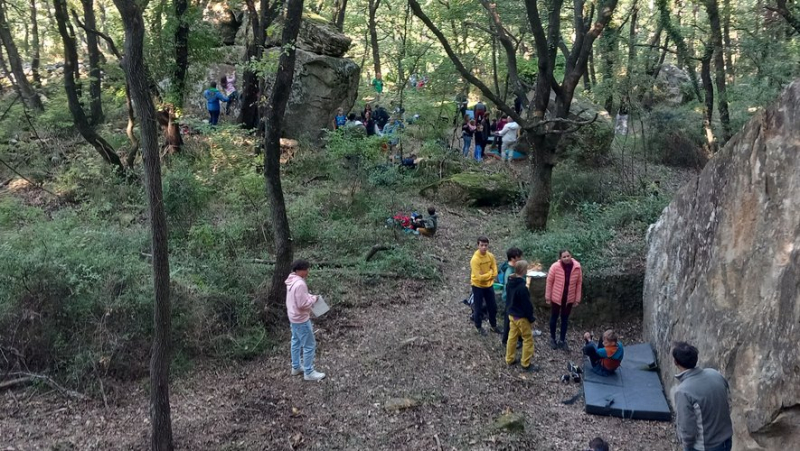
[643,106,708,169]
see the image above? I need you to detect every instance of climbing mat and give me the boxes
[583,343,672,421]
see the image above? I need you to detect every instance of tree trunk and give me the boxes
[263,0,304,317]
[722,0,733,82]
[0,47,19,97]
[30,0,40,85]
[111,2,174,451]
[238,0,280,129]
[522,133,558,230]
[54,0,123,172]
[368,0,381,78]
[82,0,104,125]
[173,0,189,107]
[599,24,619,114]
[700,46,716,153]
[332,0,347,31]
[657,0,702,101]
[703,0,732,144]
[0,3,42,111]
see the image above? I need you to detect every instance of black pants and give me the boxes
[472,286,497,329]
[583,342,603,367]
[549,302,573,342]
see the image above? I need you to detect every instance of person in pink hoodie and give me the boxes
[286,260,326,381]
[545,249,583,351]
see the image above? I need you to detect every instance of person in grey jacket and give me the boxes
[671,342,733,451]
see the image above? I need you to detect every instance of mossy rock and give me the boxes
[420,172,518,207]
[491,412,525,432]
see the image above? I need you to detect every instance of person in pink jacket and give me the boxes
[545,249,583,350]
[286,260,326,381]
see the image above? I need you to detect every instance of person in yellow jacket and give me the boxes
[470,236,500,335]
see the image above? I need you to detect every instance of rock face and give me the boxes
[644,80,800,450]
[264,47,360,144]
[202,0,244,45]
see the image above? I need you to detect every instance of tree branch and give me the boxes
[767,0,800,34]
[408,0,522,124]
[70,9,122,59]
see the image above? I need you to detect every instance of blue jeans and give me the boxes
[290,320,316,375]
[475,144,483,162]
[686,438,732,451]
[462,136,472,156]
[208,109,220,125]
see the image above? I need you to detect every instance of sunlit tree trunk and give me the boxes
[0,2,42,111]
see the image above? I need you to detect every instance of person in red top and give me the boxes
[545,249,583,350]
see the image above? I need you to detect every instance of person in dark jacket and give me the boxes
[504,260,539,372]
[671,342,733,451]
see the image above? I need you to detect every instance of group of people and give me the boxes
[467,236,734,451]
[202,73,238,126]
[460,104,521,162]
[332,104,399,137]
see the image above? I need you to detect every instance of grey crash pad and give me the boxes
[582,343,671,421]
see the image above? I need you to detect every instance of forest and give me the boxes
[0,0,798,449]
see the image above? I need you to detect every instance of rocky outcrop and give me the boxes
[267,15,352,58]
[644,80,800,450]
[264,47,360,143]
[653,64,692,105]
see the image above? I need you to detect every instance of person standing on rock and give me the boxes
[286,260,326,381]
[470,236,500,336]
[671,342,733,451]
[545,249,582,350]
[223,72,238,116]
[203,81,229,126]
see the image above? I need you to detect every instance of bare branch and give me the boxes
[408,0,522,123]
[70,9,122,59]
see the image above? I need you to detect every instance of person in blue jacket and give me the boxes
[203,81,229,126]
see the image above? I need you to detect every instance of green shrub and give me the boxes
[644,106,708,169]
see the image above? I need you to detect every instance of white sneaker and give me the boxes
[533,329,542,337]
[291,367,303,376]
[304,370,326,381]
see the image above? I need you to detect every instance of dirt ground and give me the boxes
[0,202,681,451]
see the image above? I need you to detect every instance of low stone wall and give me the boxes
[528,272,644,325]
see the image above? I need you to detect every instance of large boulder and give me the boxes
[263,47,360,144]
[556,93,614,167]
[653,64,693,105]
[267,13,352,58]
[644,80,800,450]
